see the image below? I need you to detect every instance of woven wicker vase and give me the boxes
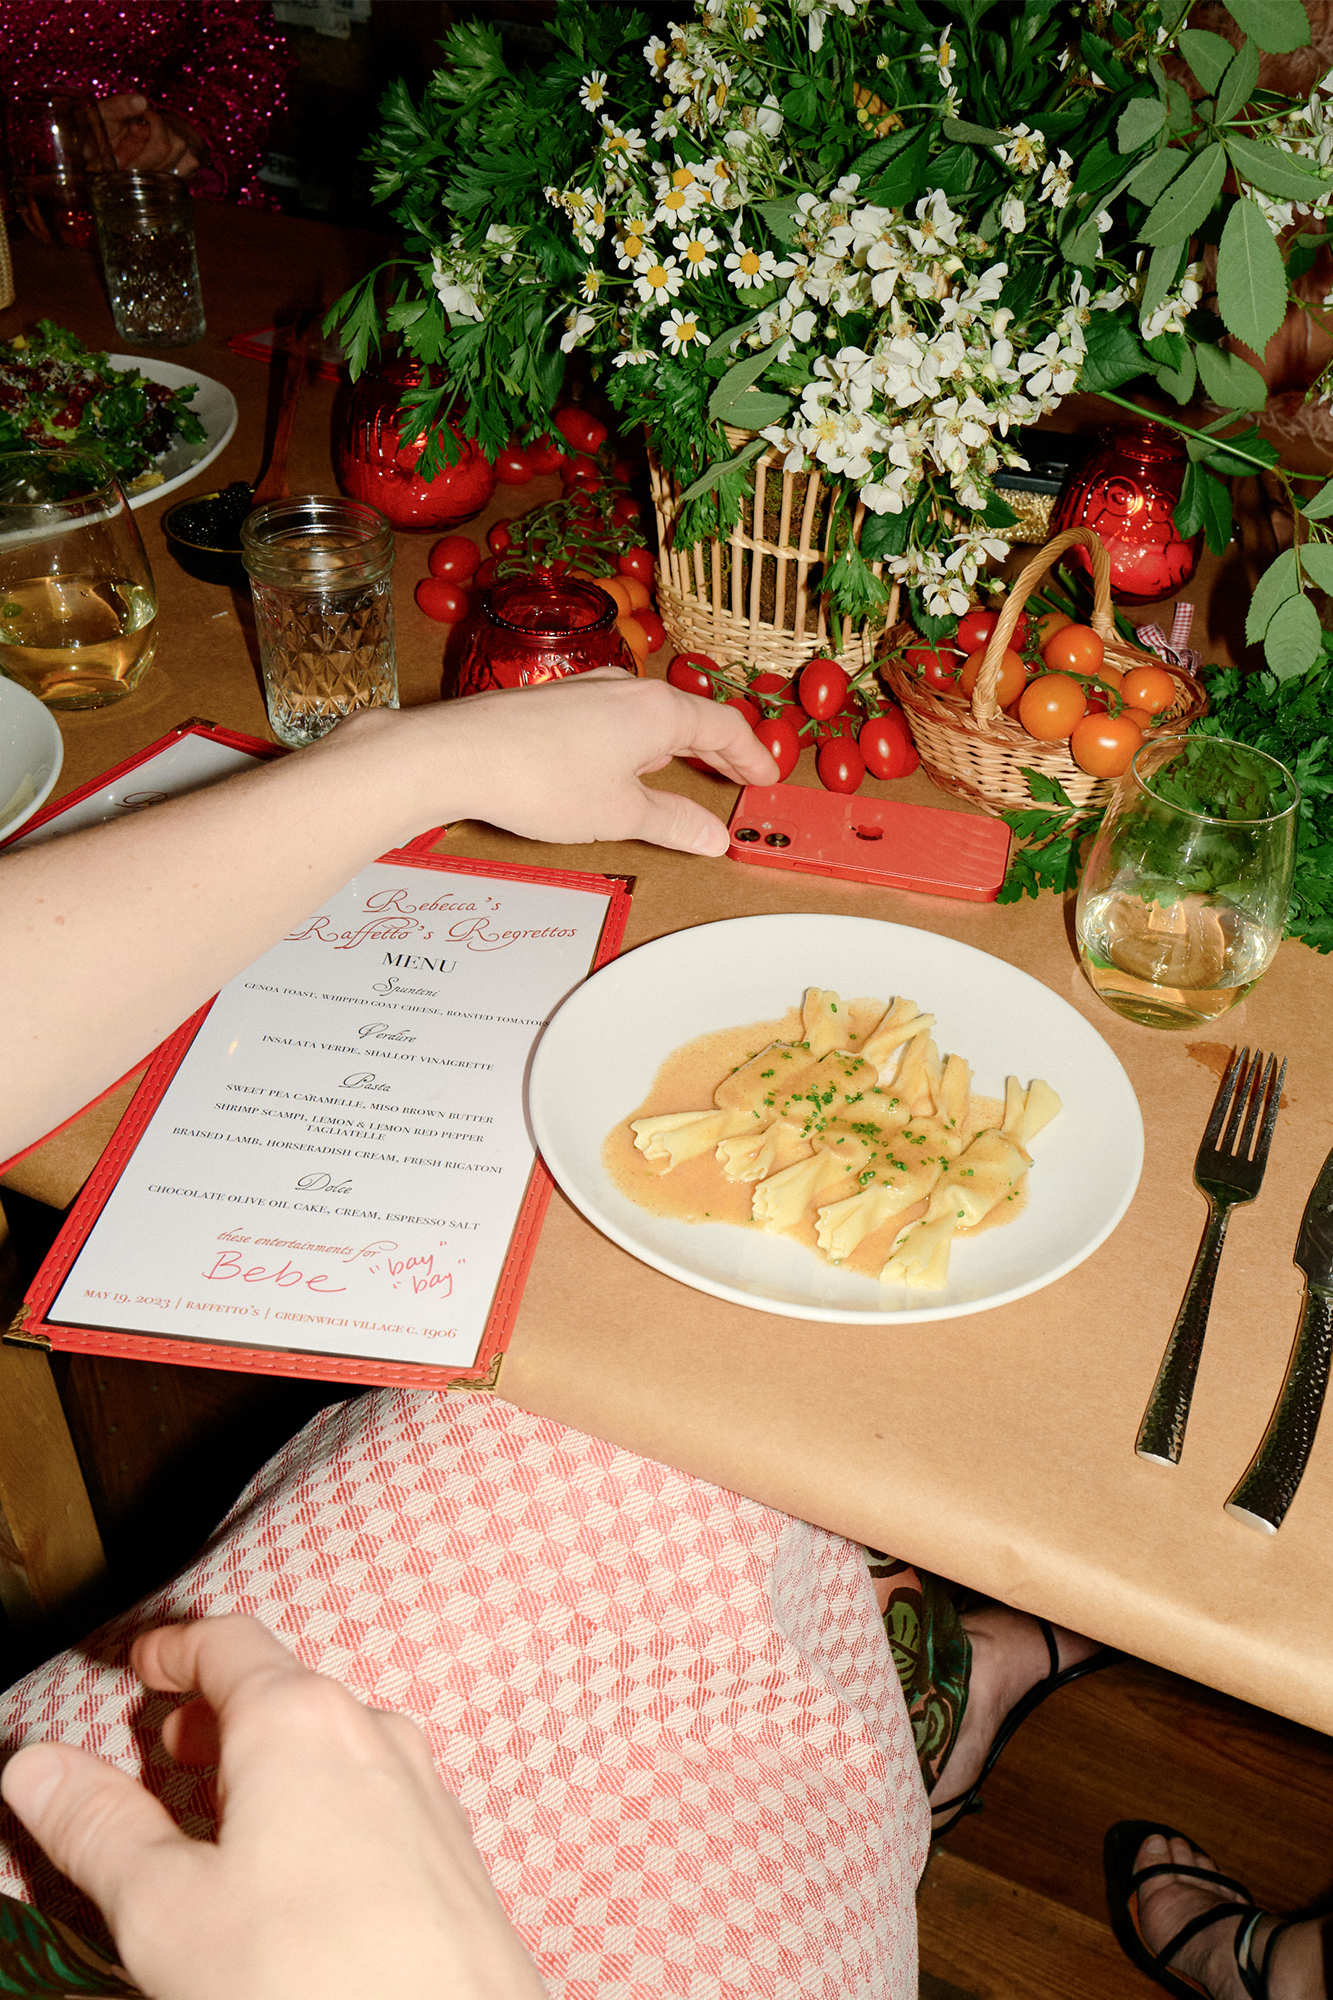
[878,525,1208,817]
[647,432,895,678]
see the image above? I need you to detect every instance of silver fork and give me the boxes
[1136,1047,1286,1466]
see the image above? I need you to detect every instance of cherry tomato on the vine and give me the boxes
[414,576,470,623]
[428,534,480,583]
[1120,705,1154,732]
[817,738,865,794]
[487,522,512,556]
[1120,663,1177,715]
[817,708,861,741]
[611,496,643,530]
[749,670,794,711]
[959,646,1026,709]
[798,656,849,721]
[956,605,1028,655]
[859,709,919,780]
[617,547,655,584]
[472,557,502,589]
[1069,712,1143,778]
[494,442,534,486]
[667,651,718,698]
[753,712,801,780]
[725,693,761,729]
[561,459,602,494]
[1035,610,1072,648]
[636,609,666,652]
[526,433,564,475]
[906,644,962,696]
[1042,622,1104,676]
[553,405,607,455]
[1017,673,1087,742]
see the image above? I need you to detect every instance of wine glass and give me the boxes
[0,449,158,710]
[1075,734,1299,1030]
[6,91,115,248]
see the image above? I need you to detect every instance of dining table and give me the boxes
[3,198,1332,1742]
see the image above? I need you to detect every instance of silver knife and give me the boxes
[1226,1139,1333,1534]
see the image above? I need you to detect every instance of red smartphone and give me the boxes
[727,785,1012,902]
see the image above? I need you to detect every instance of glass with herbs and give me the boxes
[1075,735,1299,1030]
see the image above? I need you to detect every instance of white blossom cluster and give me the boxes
[1233,67,1333,252]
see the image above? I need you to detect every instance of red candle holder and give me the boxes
[1050,421,1202,605]
[335,357,496,532]
[454,575,636,695]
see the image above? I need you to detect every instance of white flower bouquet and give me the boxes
[329,0,1333,666]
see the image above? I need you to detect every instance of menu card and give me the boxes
[21,846,630,1387]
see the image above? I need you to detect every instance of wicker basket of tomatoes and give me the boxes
[877,526,1207,815]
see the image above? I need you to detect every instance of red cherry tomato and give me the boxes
[636,608,666,652]
[553,405,608,455]
[472,556,502,588]
[611,495,643,530]
[1070,712,1144,777]
[798,657,849,721]
[561,459,602,494]
[956,605,1028,655]
[428,534,480,583]
[749,670,794,712]
[667,652,718,698]
[959,646,1026,709]
[1017,673,1087,742]
[753,712,801,780]
[818,708,861,740]
[817,737,865,794]
[725,693,761,729]
[906,644,962,696]
[414,576,469,623]
[859,709,919,780]
[523,432,562,475]
[487,522,512,556]
[617,547,655,584]
[494,442,534,486]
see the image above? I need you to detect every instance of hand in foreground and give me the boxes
[0,1616,548,2000]
[97,95,202,176]
[335,670,779,855]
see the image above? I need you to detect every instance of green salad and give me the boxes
[0,320,207,489]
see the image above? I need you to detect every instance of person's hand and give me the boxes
[333,670,779,855]
[97,94,203,176]
[0,1616,548,2000]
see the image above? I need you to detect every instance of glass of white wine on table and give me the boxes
[0,447,157,709]
[1075,734,1299,1030]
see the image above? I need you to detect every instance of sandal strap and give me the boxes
[1156,1902,1257,1973]
[1036,1616,1060,1680]
[1131,1862,1258,1903]
[1240,1915,1294,2000]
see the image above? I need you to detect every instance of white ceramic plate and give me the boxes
[528,913,1144,1324]
[0,674,62,840]
[108,355,238,507]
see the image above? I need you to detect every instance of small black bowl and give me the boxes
[163,481,254,586]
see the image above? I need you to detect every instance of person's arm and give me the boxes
[1,1615,549,2000]
[1,674,773,1160]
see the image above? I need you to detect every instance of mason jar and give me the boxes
[90,170,205,347]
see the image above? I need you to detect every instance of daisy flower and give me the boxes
[580,267,602,301]
[735,3,766,37]
[643,34,669,76]
[661,307,710,354]
[615,218,653,268]
[634,250,684,303]
[579,71,608,113]
[612,344,653,369]
[654,178,704,226]
[920,24,955,89]
[673,224,720,274]
[601,118,647,165]
[725,241,779,288]
[559,308,596,353]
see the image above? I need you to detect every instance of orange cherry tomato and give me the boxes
[1120,663,1178,715]
[1093,663,1123,694]
[1069,713,1144,778]
[1035,610,1071,647]
[1120,705,1154,731]
[959,646,1026,709]
[620,574,651,612]
[1041,622,1104,676]
[617,615,651,664]
[600,575,636,616]
[1017,673,1087,742]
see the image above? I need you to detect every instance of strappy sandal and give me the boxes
[1104,1819,1294,1998]
[928,1618,1117,1841]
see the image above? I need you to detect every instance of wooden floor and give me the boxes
[5,1190,1333,1993]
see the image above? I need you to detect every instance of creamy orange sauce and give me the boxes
[602,1002,1027,1282]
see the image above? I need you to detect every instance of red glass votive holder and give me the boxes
[1051,421,1202,605]
[454,575,636,695]
[335,357,497,532]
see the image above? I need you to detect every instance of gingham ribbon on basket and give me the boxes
[1134,602,1202,674]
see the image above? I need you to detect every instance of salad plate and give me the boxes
[528,913,1144,1325]
[108,356,237,507]
[0,675,63,841]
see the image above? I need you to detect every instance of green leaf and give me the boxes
[848,127,921,180]
[1244,545,1300,644]
[1078,313,1151,393]
[1215,195,1291,355]
[1298,479,1333,521]
[674,437,764,507]
[1300,545,1333,595]
[859,507,912,560]
[1129,147,1187,207]
[1155,349,1198,401]
[1139,141,1228,244]
[1223,0,1311,53]
[1140,239,1187,322]
[755,195,802,245]
[1176,28,1236,92]
[1200,468,1234,554]
[1287,230,1328,281]
[707,337,786,423]
[1264,590,1323,679]
[1117,94,1168,152]
[863,130,930,208]
[1174,459,1210,537]
[1225,133,1332,200]
[1215,38,1261,121]
[942,115,1008,145]
[1194,339,1271,411]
